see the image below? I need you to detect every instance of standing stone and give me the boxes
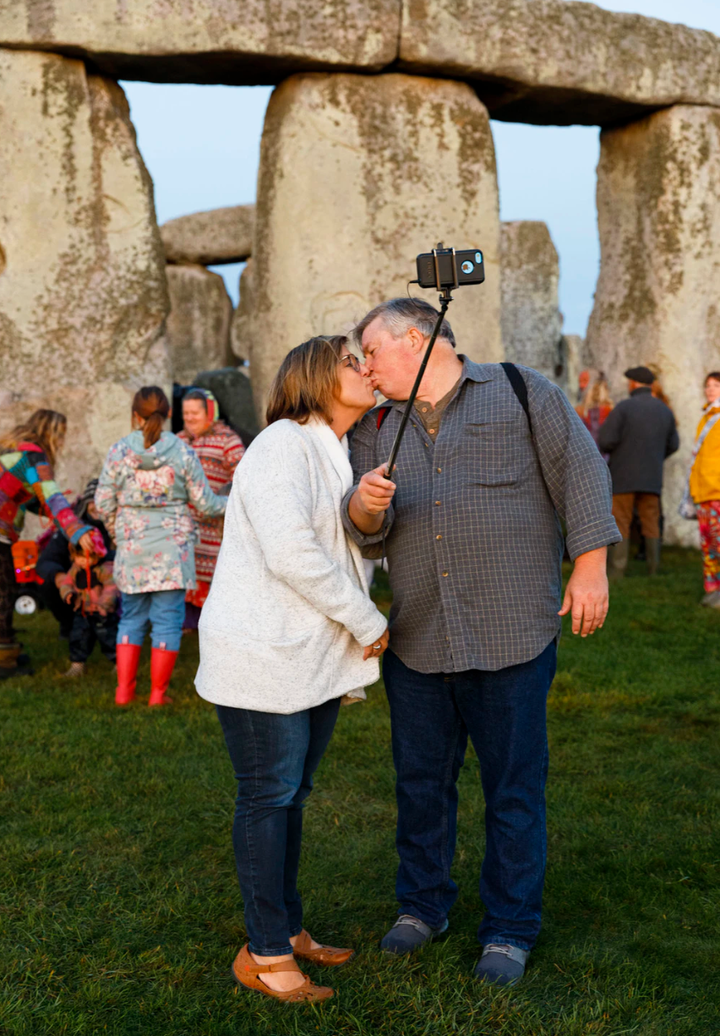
[248,72,502,420]
[230,260,254,364]
[0,49,169,500]
[561,334,589,405]
[165,265,233,384]
[161,205,255,265]
[500,221,562,383]
[586,105,720,546]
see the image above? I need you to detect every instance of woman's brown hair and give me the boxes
[132,386,170,449]
[0,409,67,467]
[266,336,347,426]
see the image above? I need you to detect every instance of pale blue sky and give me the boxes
[122,0,720,336]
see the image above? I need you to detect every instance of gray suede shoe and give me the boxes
[379,914,448,955]
[474,943,528,986]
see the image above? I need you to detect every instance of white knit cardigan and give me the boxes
[195,417,388,714]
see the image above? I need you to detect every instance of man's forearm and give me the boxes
[573,545,607,572]
[348,489,385,536]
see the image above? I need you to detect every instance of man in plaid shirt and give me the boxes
[342,298,619,986]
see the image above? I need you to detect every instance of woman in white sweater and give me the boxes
[196,335,392,1003]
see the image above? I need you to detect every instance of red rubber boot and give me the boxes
[148,646,179,706]
[115,642,141,705]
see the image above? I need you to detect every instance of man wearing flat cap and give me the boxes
[599,366,679,578]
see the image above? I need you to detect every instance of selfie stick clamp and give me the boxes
[383,249,457,479]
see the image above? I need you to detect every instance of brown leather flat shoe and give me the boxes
[292,929,355,967]
[231,944,333,1003]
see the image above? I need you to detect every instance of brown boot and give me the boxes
[0,640,33,679]
[231,944,333,1003]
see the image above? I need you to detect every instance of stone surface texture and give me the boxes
[0,49,169,501]
[400,0,720,126]
[0,0,400,83]
[561,335,589,405]
[230,260,254,364]
[500,221,562,384]
[161,205,255,265]
[586,105,720,547]
[248,72,502,421]
[193,367,260,445]
[165,265,233,384]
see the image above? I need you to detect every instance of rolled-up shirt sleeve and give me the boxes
[341,413,396,556]
[524,370,621,560]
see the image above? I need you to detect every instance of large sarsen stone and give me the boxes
[248,72,502,421]
[400,0,720,126]
[0,0,400,84]
[586,105,720,546]
[500,221,562,384]
[165,265,233,384]
[0,49,169,499]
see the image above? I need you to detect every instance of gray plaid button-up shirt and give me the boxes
[342,358,620,674]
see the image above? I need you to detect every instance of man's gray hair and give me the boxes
[353,297,456,349]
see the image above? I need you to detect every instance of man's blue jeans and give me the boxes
[215,697,341,956]
[383,640,557,952]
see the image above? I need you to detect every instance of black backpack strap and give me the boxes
[500,361,532,434]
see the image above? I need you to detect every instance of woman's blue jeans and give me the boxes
[117,589,185,652]
[215,697,341,956]
[383,640,557,952]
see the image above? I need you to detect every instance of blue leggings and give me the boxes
[117,590,185,652]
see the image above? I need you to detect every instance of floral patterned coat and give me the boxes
[95,431,227,594]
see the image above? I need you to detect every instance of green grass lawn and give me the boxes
[1,547,719,1035]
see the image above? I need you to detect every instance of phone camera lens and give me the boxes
[475,251,483,263]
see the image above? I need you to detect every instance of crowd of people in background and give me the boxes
[1,359,720,688]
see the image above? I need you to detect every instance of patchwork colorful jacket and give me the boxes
[0,443,91,546]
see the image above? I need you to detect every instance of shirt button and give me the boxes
[421,407,428,413]
[436,534,442,540]
[429,429,436,435]
[436,467,442,473]
[442,571,449,577]
[435,500,441,506]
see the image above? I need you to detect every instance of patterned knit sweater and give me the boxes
[0,443,91,546]
[177,421,245,582]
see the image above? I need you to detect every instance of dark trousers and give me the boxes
[0,543,16,642]
[216,697,341,956]
[39,578,75,638]
[69,611,119,663]
[383,640,557,952]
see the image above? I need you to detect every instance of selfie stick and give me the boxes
[383,288,453,480]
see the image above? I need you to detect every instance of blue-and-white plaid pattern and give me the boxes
[342,358,620,673]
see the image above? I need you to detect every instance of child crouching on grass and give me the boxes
[58,530,119,678]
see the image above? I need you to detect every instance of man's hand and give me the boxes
[559,546,608,637]
[348,465,396,535]
[362,627,389,660]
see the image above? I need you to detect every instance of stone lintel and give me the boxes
[161,205,255,266]
[399,0,720,127]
